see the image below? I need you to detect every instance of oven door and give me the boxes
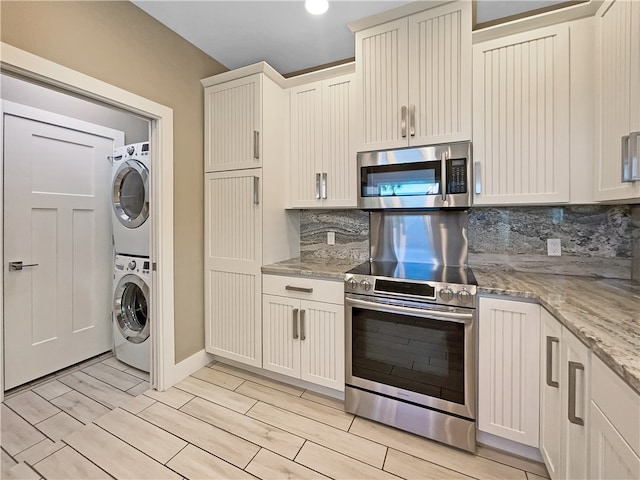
[345,294,475,420]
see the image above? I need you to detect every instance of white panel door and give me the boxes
[594,0,640,201]
[262,294,301,378]
[322,74,356,208]
[540,309,563,479]
[4,112,117,389]
[300,299,344,391]
[408,1,472,145]
[204,74,262,172]
[289,81,322,207]
[204,169,262,367]
[473,24,570,204]
[355,17,409,151]
[478,297,541,447]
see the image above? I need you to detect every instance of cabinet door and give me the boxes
[561,329,590,480]
[355,17,409,151]
[262,295,301,378]
[299,300,344,391]
[204,169,262,367]
[408,2,471,145]
[321,74,356,208]
[540,309,564,479]
[473,24,570,205]
[205,74,262,172]
[289,81,323,207]
[594,0,640,201]
[590,403,640,480]
[478,297,540,447]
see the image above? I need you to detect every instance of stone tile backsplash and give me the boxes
[300,204,639,279]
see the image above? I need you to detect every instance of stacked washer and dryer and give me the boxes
[111,142,151,372]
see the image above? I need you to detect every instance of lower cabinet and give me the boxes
[540,308,590,480]
[262,275,344,391]
[477,297,541,447]
[589,355,640,479]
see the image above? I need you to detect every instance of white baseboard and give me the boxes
[477,430,544,462]
[162,349,214,390]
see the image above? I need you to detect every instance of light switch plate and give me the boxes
[547,238,561,256]
[327,231,335,245]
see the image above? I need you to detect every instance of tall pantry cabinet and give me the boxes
[202,65,299,367]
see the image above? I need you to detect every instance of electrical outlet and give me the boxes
[327,231,335,245]
[547,238,561,256]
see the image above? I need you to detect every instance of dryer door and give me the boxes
[112,160,149,228]
[113,274,150,344]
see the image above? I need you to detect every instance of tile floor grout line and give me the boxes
[58,440,117,480]
[2,401,59,447]
[79,365,145,392]
[163,443,189,466]
[47,387,111,426]
[385,446,483,480]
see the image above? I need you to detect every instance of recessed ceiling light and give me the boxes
[305,0,329,15]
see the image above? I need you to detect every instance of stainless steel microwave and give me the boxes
[357,141,472,210]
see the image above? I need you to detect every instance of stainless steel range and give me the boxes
[344,210,477,452]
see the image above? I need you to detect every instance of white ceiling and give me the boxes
[132,0,413,75]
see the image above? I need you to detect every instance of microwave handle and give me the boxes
[440,151,447,201]
[474,161,482,195]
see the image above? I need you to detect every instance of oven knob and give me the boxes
[128,260,136,270]
[457,289,472,305]
[360,279,371,291]
[439,287,454,302]
[347,278,358,291]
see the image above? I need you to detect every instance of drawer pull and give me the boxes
[285,285,313,293]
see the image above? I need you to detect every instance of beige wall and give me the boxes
[1,1,228,362]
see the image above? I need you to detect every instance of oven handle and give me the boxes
[346,296,473,324]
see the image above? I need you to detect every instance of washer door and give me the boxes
[114,274,150,344]
[112,160,149,229]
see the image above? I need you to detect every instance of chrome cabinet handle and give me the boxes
[300,309,306,341]
[546,336,560,388]
[9,261,39,271]
[409,104,415,137]
[474,161,482,194]
[292,308,299,340]
[401,106,407,138]
[253,131,260,159]
[253,176,260,205]
[285,285,313,293]
[321,173,327,199]
[315,173,321,199]
[440,151,448,201]
[568,361,585,426]
[622,132,640,182]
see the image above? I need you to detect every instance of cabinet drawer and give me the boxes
[591,355,640,456]
[263,274,344,304]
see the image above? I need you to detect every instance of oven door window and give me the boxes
[352,307,465,404]
[360,161,440,197]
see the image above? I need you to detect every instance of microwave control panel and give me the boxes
[447,158,468,194]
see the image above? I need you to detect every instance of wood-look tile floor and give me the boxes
[1,355,550,480]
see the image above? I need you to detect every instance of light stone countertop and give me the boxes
[262,258,640,394]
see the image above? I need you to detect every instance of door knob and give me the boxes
[9,261,39,271]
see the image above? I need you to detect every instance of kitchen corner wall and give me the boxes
[301,204,639,280]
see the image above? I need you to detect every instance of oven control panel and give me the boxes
[345,273,476,308]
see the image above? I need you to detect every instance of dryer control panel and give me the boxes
[115,254,150,276]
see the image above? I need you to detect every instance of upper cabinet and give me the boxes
[204,73,262,172]
[288,72,356,208]
[353,1,471,152]
[473,24,570,205]
[593,0,640,201]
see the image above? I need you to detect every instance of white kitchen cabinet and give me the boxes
[262,275,344,391]
[288,73,356,208]
[540,308,590,480]
[204,73,262,172]
[203,67,300,368]
[473,24,570,205]
[589,355,640,479]
[478,297,540,447]
[593,0,640,201]
[353,1,471,152]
